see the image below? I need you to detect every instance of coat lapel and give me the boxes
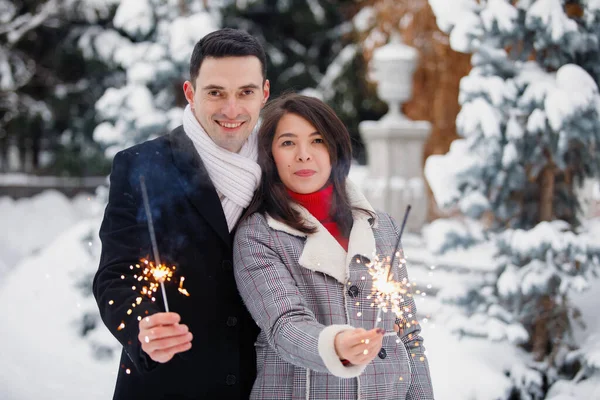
[169,127,231,248]
[266,181,378,284]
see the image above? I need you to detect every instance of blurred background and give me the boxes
[1,0,600,399]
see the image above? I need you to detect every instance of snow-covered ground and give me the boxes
[1,180,599,399]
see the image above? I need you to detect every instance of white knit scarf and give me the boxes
[182,105,261,232]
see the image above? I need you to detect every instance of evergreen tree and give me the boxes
[425,1,600,398]
[0,0,118,175]
[221,0,386,163]
[83,0,221,157]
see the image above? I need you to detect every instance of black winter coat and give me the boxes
[93,127,258,400]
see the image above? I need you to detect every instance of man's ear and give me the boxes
[183,81,195,107]
[262,79,271,106]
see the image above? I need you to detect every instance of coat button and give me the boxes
[347,285,359,298]
[222,260,233,270]
[226,316,237,327]
[225,374,237,385]
[378,348,387,359]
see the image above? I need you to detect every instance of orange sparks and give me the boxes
[365,252,428,331]
[178,277,191,296]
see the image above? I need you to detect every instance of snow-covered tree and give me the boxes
[425,1,600,398]
[82,0,220,157]
[1,0,118,174]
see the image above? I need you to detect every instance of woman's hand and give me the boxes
[334,328,385,366]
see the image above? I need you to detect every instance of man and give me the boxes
[93,28,270,399]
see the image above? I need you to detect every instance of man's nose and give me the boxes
[222,98,240,119]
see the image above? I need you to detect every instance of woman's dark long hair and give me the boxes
[242,93,371,236]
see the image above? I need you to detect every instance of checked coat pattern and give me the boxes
[233,182,434,399]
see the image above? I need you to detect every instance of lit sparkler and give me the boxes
[110,177,191,333]
[140,175,171,312]
[369,205,414,329]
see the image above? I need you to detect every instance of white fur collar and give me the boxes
[266,181,378,284]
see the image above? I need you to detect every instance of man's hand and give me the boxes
[138,312,193,363]
[334,328,385,366]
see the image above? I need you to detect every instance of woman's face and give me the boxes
[271,113,332,194]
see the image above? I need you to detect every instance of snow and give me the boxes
[93,121,120,144]
[526,0,578,43]
[457,97,503,138]
[526,108,547,133]
[113,0,154,38]
[425,139,480,209]
[306,0,325,24]
[459,74,509,107]
[448,10,482,53]
[501,141,518,168]
[0,191,96,268]
[1,185,599,398]
[127,61,157,84]
[428,0,479,34]
[168,13,218,64]
[0,1,17,24]
[480,0,518,34]
[311,44,357,101]
[545,64,600,132]
[352,6,376,33]
[0,217,117,400]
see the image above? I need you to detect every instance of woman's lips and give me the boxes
[294,169,316,177]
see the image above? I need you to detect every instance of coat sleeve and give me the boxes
[233,215,366,378]
[387,214,435,399]
[93,150,161,373]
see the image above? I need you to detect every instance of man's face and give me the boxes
[183,56,270,153]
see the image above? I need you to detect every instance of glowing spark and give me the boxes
[117,322,125,331]
[108,300,114,305]
[126,369,131,375]
[134,258,190,302]
[178,277,191,296]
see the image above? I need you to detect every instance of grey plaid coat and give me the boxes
[233,183,434,399]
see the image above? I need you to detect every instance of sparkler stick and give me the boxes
[139,175,169,312]
[374,205,411,328]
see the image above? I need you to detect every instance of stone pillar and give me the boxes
[358,33,431,232]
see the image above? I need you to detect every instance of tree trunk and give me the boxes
[532,296,554,362]
[539,164,555,221]
[531,164,556,361]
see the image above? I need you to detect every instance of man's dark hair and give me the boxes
[189,28,267,86]
[242,93,374,236]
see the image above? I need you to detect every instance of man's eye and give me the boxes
[208,91,221,97]
[242,89,255,96]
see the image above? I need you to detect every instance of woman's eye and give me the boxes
[281,140,294,146]
[314,138,324,144]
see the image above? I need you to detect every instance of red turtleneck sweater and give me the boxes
[288,185,349,251]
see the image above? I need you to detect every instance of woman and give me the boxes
[233,93,434,399]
